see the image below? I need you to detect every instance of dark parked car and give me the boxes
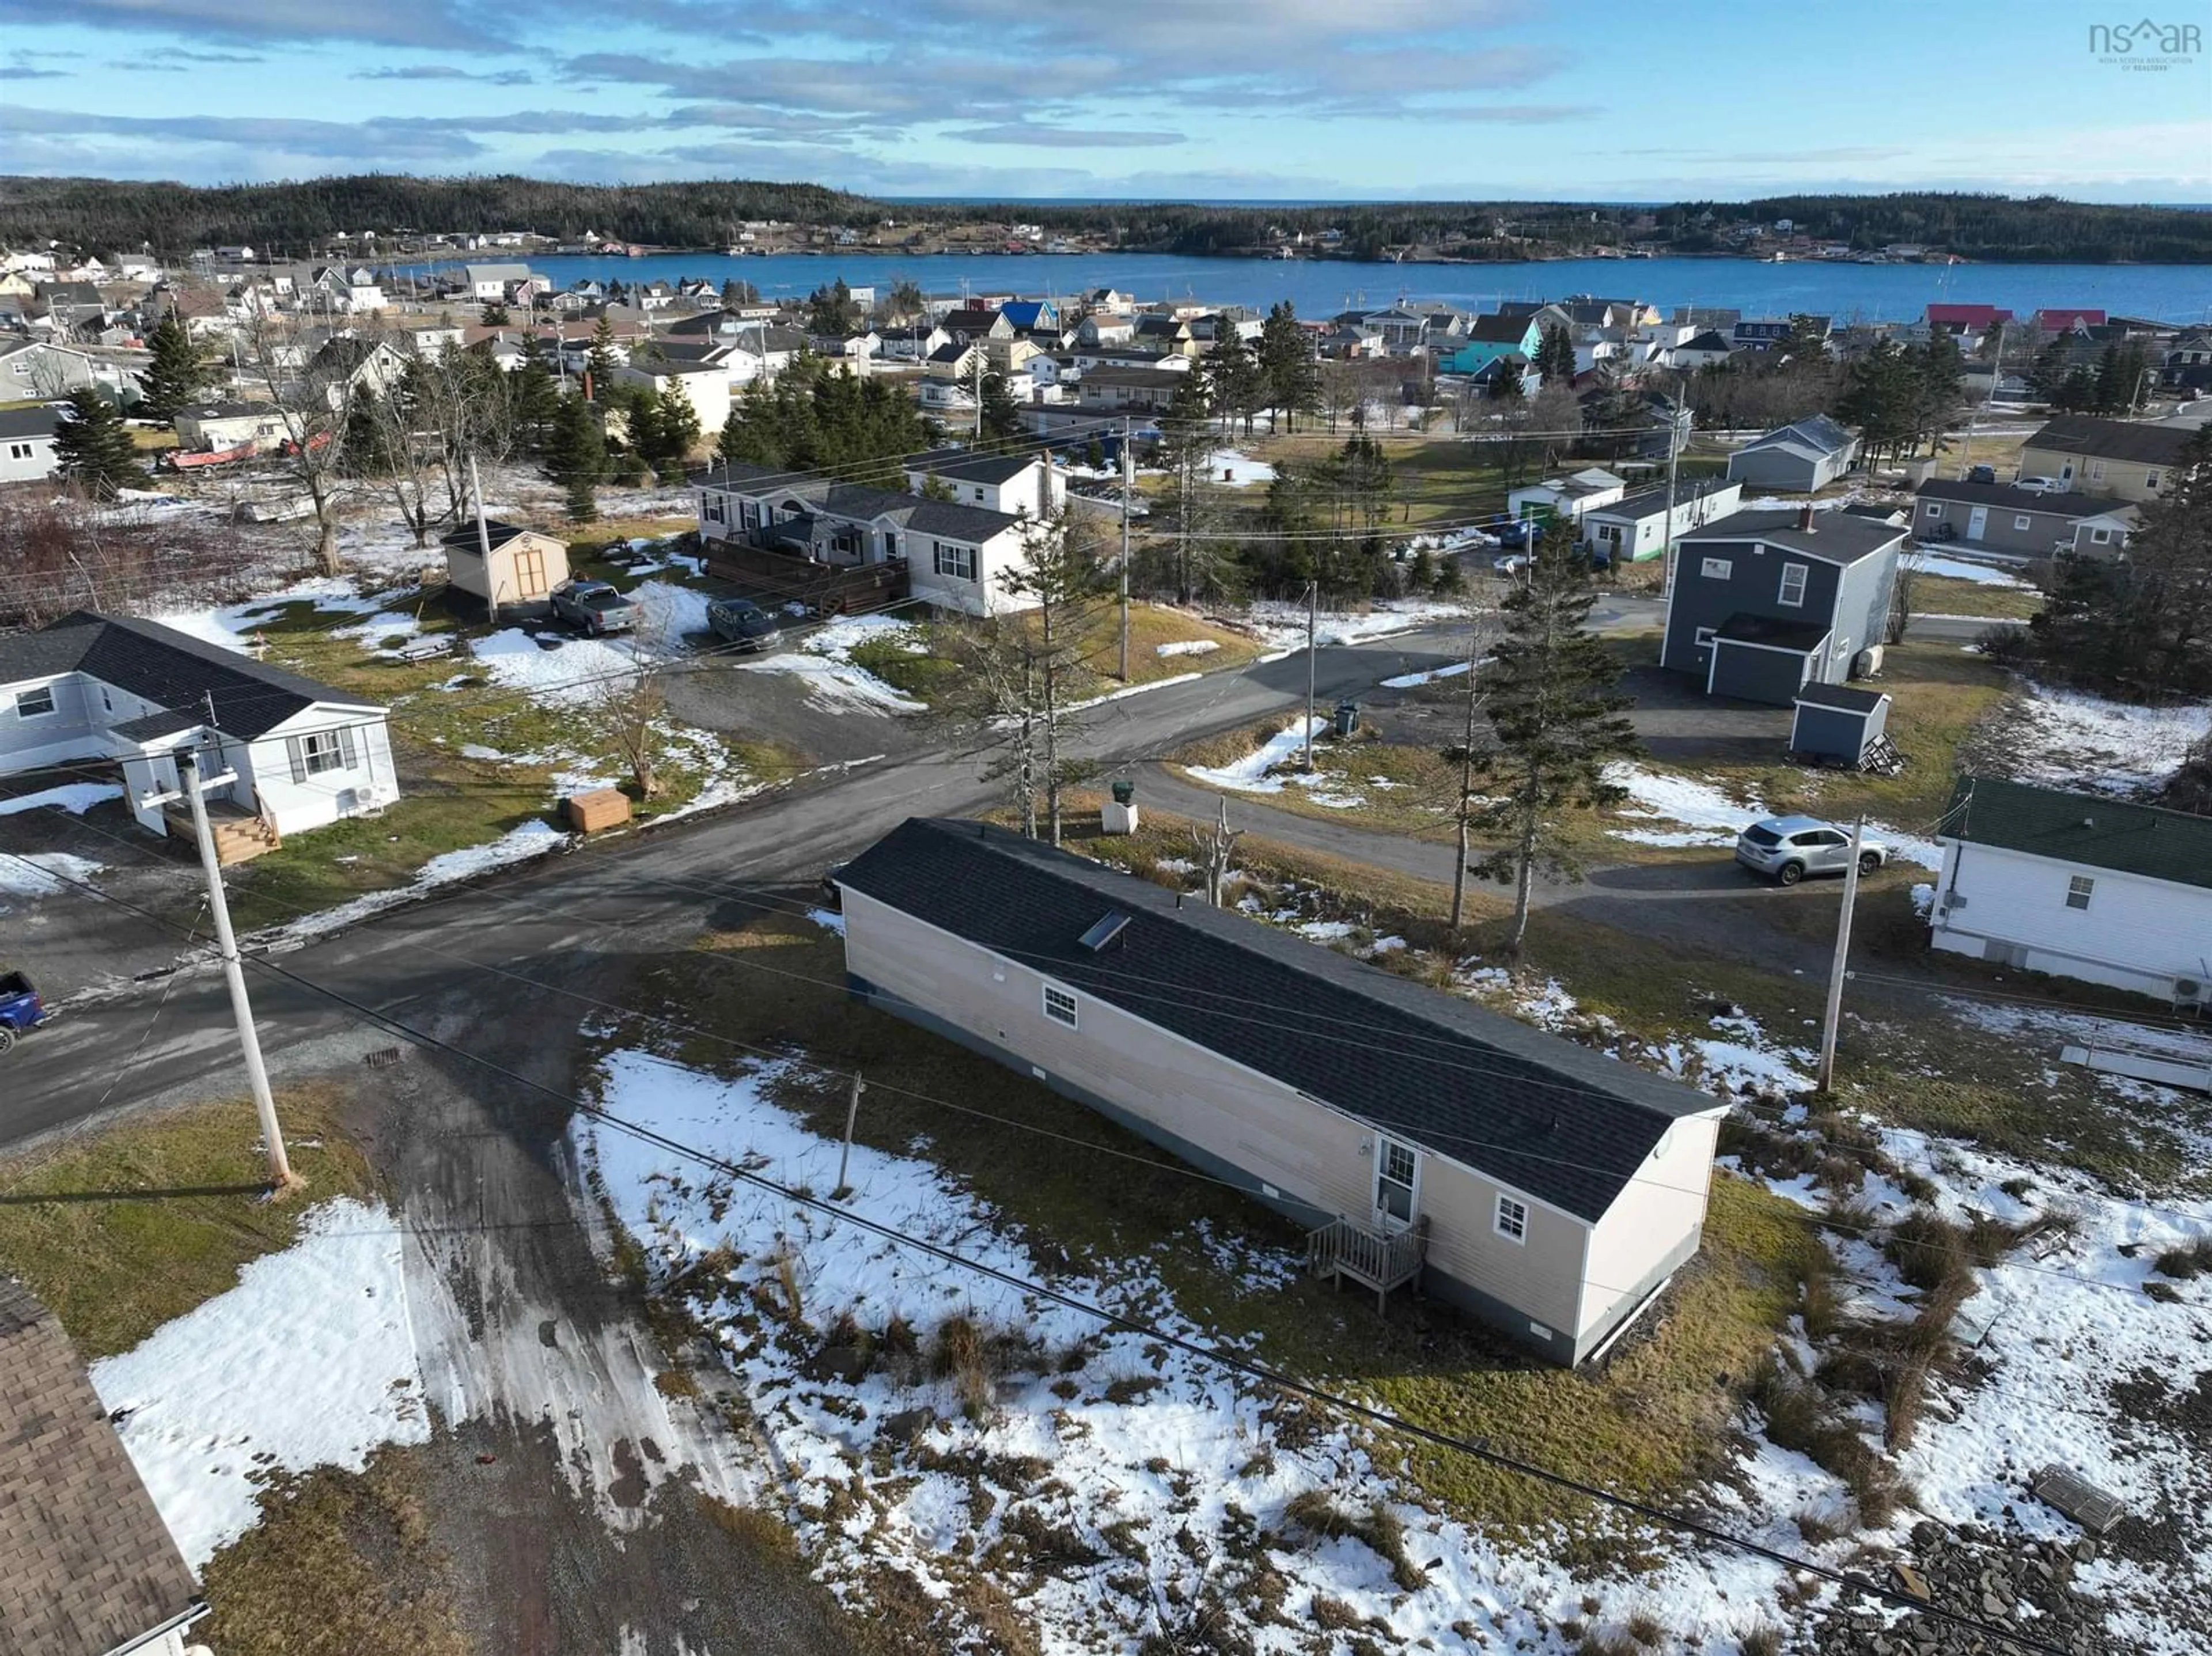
[1965,463,1997,484]
[550,579,637,635]
[706,597,783,652]
[0,969,46,1055]
[1735,815,1889,885]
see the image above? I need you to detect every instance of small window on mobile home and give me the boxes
[1494,1195,1529,1243]
[2066,876,2094,911]
[1043,983,1077,1027]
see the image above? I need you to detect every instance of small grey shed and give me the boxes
[1790,682,1891,767]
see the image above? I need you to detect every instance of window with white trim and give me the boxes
[14,686,56,718]
[934,540,976,581]
[2066,874,2094,911]
[1694,626,1716,647]
[6,442,32,461]
[1923,502,1944,518]
[2089,527,2111,544]
[2013,515,2032,531]
[1042,983,1077,1027]
[2146,471,2162,491]
[287,726,358,781]
[2089,461,2107,481]
[1699,556,1732,579]
[1494,1194,1529,1243]
[1777,562,1809,607]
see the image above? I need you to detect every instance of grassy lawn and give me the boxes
[199,1447,468,1656]
[0,1083,376,1359]
[849,602,1267,707]
[1907,571,2041,622]
[634,895,1826,1537]
[208,589,791,932]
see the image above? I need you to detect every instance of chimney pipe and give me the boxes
[1798,502,1815,533]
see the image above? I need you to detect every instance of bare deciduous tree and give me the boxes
[237,317,391,575]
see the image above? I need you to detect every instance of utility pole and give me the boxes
[1302,580,1319,772]
[1117,414,1131,680]
[1815,816,1866,1093]
[1660,402,1691,597]
[469,452,497,627]
[1449,617,1483,937]
[834,1071,865,1198]
[177,749,296,1189]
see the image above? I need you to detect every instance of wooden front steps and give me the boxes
[165,801,281,865]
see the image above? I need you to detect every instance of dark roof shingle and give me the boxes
[0,1282,202,1656]
[837,820,1717,1221]
[1681,509,1904,568]
[2022,415,2196,468]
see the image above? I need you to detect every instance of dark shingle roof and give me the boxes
[907,447,1038,486]
[906,501,1027,542]
[1915,479,2128,516]
[1584,479,1734,525]
[1682,509,1904,568]
[439,518,550,553]
[9,613,380,740]
[1945,775,2212,891]
[0,405,62,441]
[1793,683,1888,715]
[2023,415,2196,468]
[0,1282,202,1656]
[837,820,1717,1220]
[1464,312,1538,343]
[1717,613,1831,651]
[1082,366,1191,388]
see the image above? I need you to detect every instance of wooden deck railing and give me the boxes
[700,537,910,616]
[1307,1214,1428,1313]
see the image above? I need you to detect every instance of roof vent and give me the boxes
[2080,816,2095,828]
[1078,911,1132,953]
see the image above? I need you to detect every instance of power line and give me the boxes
[0,852,2089,1656]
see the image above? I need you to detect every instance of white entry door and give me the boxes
[1965,505,1988,541]
[1373,1137,1419,1233]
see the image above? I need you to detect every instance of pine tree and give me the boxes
[510,347,559,452]
[979,370,1025,442]
[1465,539,1643,957]
[1155,369,1224,602]
[1535,323,1577,387]
[643,384,702,471]
[1491,355,1525,401]
[137,313,219,422]
[544,391,605,522]
[1205,327,1263,435]
[585,314,620,399]
[51,388,145,500]
[482,301,510,326]
[994,509,1111,844]
[804,279,863,337]
[1257,301,1319,433]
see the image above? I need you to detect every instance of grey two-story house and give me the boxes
[1662,507,1907,704]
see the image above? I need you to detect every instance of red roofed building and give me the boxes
[1924,303,2013,331]
[2036,308,2106,332]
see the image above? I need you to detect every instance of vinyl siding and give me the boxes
[842,888,1598,1345]
[247,708,397,835]
[0,673,107,772]
[2017,445,2172,505]
[1930,840,2212,995]
[1578,1114,1719,1344]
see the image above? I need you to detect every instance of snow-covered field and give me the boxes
[1202,448,1277,488]
[1244,598,1474,650]
[90,1198,430,1570]
[737,613,929,713]
[1998,681,2211,797]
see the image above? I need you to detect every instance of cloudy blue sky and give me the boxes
[0,0,2205,199]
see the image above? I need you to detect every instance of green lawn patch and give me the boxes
[0,1083,377,1358]
[1908,572,2040,622]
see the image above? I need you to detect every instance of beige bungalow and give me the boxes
[438,519,570,615]
[835,820,1726,1366]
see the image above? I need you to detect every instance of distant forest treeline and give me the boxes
[0,175,2206,266]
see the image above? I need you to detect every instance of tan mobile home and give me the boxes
[835,820,1725,1366]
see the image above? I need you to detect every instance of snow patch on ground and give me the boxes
[1909,554,2036,589]
[90,1198,429,1570]
[1184,717,1327,792]
[1604,764,1764,847]
[1380,660,1472,689]
[0,851,102,906]
[1156,638,1220,658]
[2001,681,2211,797]
[257,819,569,947]
[1243,598,1471,649]
[1201,448,1276,487]
[473,628,642,707]
[737,615,928,714]
[0,782,121,816]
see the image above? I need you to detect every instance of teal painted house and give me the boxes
[1442,313,1543,375]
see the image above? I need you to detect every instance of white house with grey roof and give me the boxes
[1579,478,1743,562]
[0,404,62,482]
[0,612,396,858]
[835,819,1726,1366]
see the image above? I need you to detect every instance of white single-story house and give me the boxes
[1508,467,1628,527]
[694,464,1039,617]
[1,1281,209,1656]
[902,447,1066,518]
[1,612,397,858]
[1928,776,2212,1004]
[0,404,63,483]
[171,400,290,454]
[835,819,1727,1366]
[1579,479,1743,562]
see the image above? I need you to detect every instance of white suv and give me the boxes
[1734,816,1889,885]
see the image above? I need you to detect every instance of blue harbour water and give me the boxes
[414,251,2212,324]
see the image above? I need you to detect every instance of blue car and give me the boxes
[0,969,45,1055]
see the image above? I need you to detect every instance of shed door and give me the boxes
[1965,506,1988,541]
[1373,1137,1419,1233]
[514,545,547,598]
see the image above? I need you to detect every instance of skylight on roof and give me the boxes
[1078,911,1131,953]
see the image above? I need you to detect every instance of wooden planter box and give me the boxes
[564,788,632,833]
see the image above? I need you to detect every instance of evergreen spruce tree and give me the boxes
[1465,539,1643,957]
[482,301,510,326]
[1257,302,1318,433]
[1535,323,1577,387]
[1491,356,1525,401]
[1205,326,1263,435]
[137,313,220,422]
[979,370,1025,442]
[585,314,621,398]
[544,391,605,522]
[51,388,145,500]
